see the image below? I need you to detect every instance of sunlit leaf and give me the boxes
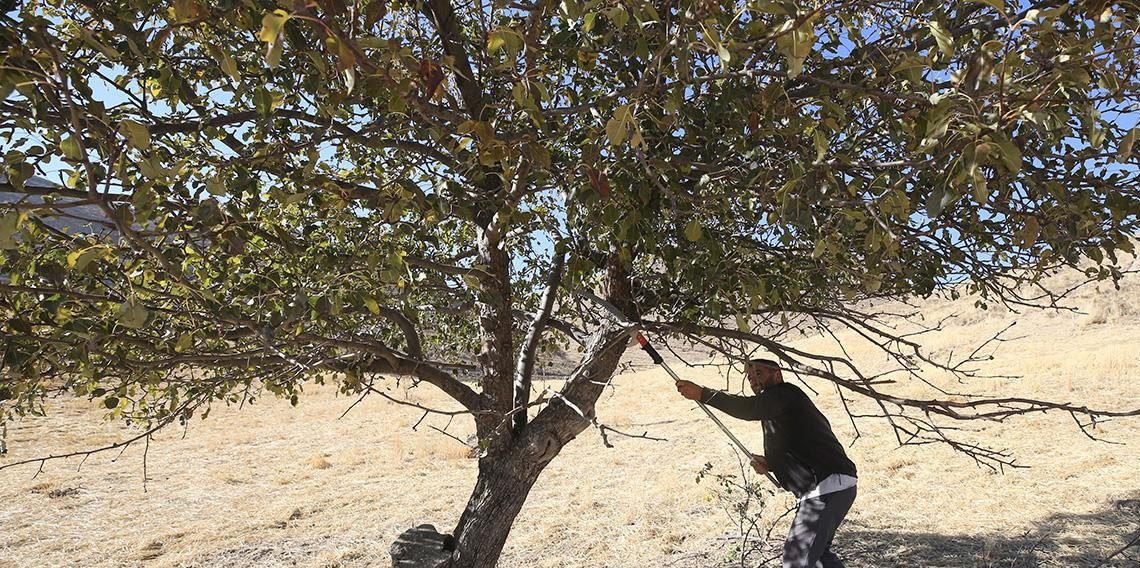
[928,20,954,58]
[775,16,817,78]
[67,245,111,271]
[258,10,289,44]
[684,218,703,242]
[218,50,241,82]
[1119,128,1138,162]
[120,119,151,150]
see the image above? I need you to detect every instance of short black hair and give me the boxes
[747,358,780,370]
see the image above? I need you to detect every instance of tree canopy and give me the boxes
[2,0,1140,566]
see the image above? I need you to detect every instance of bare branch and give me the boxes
[0,397,200,474]
[644,320,1140,470]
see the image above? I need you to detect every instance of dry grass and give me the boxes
[3,270,1140,567]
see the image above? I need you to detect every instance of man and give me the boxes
[675,358,857,568]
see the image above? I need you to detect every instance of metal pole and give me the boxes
[637,332,780,487]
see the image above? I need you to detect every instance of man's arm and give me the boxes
[675,380,791,421]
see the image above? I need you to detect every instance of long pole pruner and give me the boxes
[636,331,780,487]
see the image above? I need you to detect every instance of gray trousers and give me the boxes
[782,486,856,568]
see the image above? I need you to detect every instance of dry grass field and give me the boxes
[3,267,1140,568]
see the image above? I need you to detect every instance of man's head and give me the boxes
[745,358,783,394]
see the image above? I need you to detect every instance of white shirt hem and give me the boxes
[797,473,857,503]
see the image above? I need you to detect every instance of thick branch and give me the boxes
[422,0,485,119]
[512,246,566,433]
[375,307,424,359]
[523,250,637,459]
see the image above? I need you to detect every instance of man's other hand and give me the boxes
[675,380,703,401]
[750,454,769,475]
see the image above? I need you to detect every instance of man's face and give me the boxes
[746,364,780,394]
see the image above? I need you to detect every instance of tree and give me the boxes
[2,0,1140,565]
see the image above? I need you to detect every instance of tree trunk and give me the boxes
[443,450,543,568]
[392,252,636,568]
[433,326,631,567]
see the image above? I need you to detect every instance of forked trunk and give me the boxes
[393,255,634,568]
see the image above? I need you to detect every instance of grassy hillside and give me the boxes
[3,268,1139,568]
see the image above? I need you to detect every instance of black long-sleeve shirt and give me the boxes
[700,382,857,497]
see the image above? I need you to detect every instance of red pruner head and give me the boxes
[636,332,649,347]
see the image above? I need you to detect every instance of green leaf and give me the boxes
[266,35,284,68]
[258,10,289,44]
[966,0,1004,11]
[487,31,507,52]
[206,177,226,196]
[79,29,122,59]
[487,29,522,56]
[104,396,120,410]
[971,169,989,204]
[259,10,289,68]
[61,136,83,160]
[583,12,597,33]
[355,36,387,49]
[717,42,731,69]
[511,82,529,108]
[928,20,954,58]
[342,67,356,94]
[628,124,645,148]
[120,119,151,150]
[137,154,167,180]
[813,129,828,163]
[0,212,22,250]
[174,333,193,353]
[925,188,956,218]
[364,297,380,315]
[525,143,552,169]
[920,98,955,149]
[990,132,1022,173]
[606,5,629,28]
[605,115,627,146]
[1089,125,1106,149]
[117,302,149,329]
[218,50,241,82]
[775,17,816,78]
[812,239,828,259]
[67,245,111,271]
[254,87,275,117]
[462,274,483,291]
[0,70,16,101]
[684,218,703,242]
[1119,128,1137,162]
[735,312,751,333]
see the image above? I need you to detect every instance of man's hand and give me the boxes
[750,454,769,475]
[675,379,703,401]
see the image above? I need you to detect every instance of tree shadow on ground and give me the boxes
[692,492,1140,568]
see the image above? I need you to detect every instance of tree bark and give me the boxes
[399,250,636,568]
[442,450,543,568]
